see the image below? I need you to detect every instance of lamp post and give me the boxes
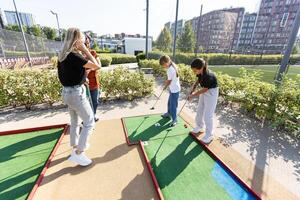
[13,0,32,66]
[50,10,62,44]
[145,0,149,59]
[172,0,179,59]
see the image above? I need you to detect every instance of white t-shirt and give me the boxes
[167,64,181,93]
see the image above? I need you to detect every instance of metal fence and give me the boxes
[0,29,61,68]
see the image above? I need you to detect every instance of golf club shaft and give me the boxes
[151,88,165,109]
[178,82,196,115]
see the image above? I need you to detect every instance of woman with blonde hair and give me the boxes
[57,27,100,166]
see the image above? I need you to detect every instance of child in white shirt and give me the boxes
[159,55,181,127]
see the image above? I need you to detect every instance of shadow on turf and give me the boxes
[151,136,202,189]
[0,130,62,163]
[129,117,172,143]
[0,166,44,200]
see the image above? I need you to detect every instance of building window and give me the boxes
[280,12,289,27]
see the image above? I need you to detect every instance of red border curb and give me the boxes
[0,124,68,136]
[190,132,261,200]
[121,118,138,146]
[0,124,69,200]
[139,140,164,200]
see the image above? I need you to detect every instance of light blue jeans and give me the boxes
[167,92,180,123]
[62,85,95,151]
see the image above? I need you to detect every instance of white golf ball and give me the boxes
[156,123,161,127]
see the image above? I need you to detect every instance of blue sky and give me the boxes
[0,0,260,39]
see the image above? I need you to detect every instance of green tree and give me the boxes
[27,25,42,37]
[5,24,27,33]
[177,22,195,53]
[156,27,172,52]
[42,26,57,40]
[92,40,100,52]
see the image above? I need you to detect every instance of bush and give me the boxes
[140,59,300,137]
[51,56,58,67]
[0,67,154,108]
[136,53,146,62]
[0,69,61,109]
[98,54,112,67]
[100,67,154,101]
[101,53,137,64]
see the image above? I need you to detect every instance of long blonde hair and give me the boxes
[58,27,84,62]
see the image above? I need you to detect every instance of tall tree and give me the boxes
[27,25,42,37]
[177,22,195,53]
[42,26,57,40]
[156,27,172,52]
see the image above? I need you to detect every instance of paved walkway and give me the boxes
[33,119,158,200]
[0,79,299,199]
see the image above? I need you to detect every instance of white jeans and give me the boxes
[62,85,95,151]
[195,87,219,137]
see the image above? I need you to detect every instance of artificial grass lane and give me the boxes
[123,114,256,200]
[123,114,191,144]
[0,128,64,200]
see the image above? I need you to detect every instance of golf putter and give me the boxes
[150,88,165,110]
[178,83,197,128]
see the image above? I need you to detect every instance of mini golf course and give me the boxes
[0,125,67,200]
[122,114,260,200]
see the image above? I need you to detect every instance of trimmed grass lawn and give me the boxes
[210,65,300,83]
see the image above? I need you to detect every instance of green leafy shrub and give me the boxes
[98,54,112,67]
[99,53,137,65]
[0,67,154,108]
[0,69,61,109]
[136,53,146,62]
[100,67,154,100]
[51,56,58,67]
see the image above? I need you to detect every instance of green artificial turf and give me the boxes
[123,114,191,144]
[0,128,64,200]
[143,134,232,200]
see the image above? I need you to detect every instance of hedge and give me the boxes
[0,67,154,109]
[139,59,300,137]
[137,52,300,66]
[4,51,56,58]
[99,53,137,65]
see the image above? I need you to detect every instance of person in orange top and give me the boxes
[84,35,101,122]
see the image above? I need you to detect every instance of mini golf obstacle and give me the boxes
[121,114,261,200]
[0,124,68,200]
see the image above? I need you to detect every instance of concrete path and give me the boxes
[33,119,158,200]
[0,78,299,199]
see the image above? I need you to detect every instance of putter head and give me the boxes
[150,107,155,110]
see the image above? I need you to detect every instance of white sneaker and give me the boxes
[200,135,213,144]
[94,115,99,122]
[85,143,90,150]
[190,127,204,134]
[68,151,92,166]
